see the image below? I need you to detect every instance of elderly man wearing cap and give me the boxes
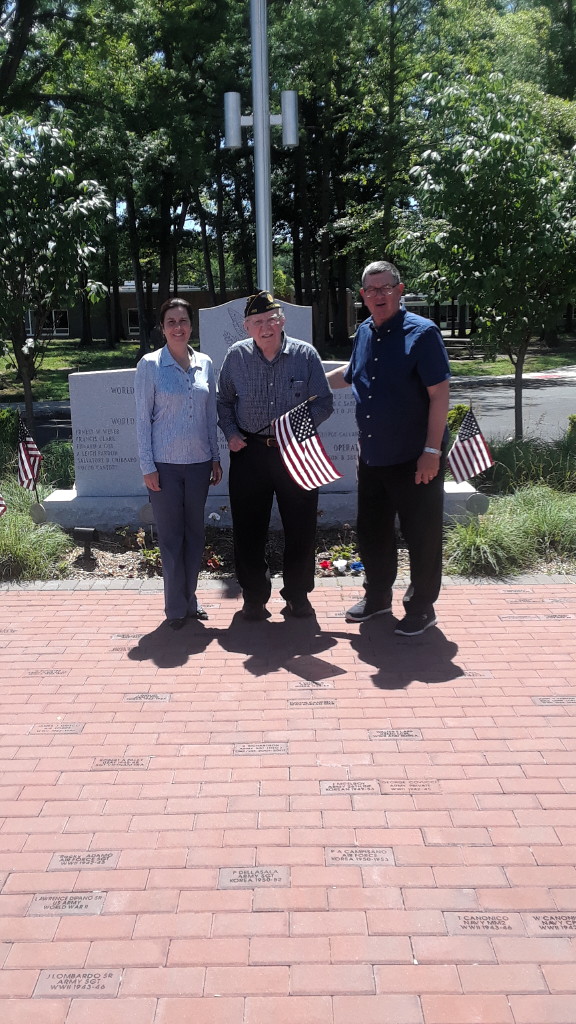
[217,290,333,621]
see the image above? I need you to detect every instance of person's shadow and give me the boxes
[218,608,350,684]
[350,615,464,690]
[127,619,216,669]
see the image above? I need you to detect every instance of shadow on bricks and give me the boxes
[350,619,464,690]
[219,611,351,680]
[126,620,217,668]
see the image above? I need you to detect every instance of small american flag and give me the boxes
[0,494,6,518]
[274,400,342,491]
[447,409,494,483]
[18,415,42,490]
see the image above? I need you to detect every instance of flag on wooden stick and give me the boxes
[274,400,342,491]
[18,415,42,490]
[447,409,494,483]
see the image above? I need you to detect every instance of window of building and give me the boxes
[128,308,140,335]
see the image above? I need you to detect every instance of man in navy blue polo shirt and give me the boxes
[327,260,450,636]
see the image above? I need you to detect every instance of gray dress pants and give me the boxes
[148,461,212,619]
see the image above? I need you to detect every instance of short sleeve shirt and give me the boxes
[344,309,451,466]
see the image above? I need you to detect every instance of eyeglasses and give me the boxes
[249,314,283,329]
[363,284,399,297]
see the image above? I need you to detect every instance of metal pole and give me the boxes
[251,0,273,292]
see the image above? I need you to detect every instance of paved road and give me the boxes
[451,367,576,441]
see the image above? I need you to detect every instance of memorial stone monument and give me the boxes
[43,296,477,531]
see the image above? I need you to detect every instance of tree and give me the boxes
[398,72,576,438]
[0,114,109,428]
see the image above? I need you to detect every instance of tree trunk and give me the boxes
[194,189,216,305]
[215,158,227,302]
[125,179,150,358]
[233,172,254,294]
[156,171,173,316]
[11,319,35,433]
[78,272,93,347]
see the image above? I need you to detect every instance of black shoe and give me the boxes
[285,597,314,618]
[190,606,208,621]
[242,602,269,621]
[345,595,392,623]
[168,616,187,630]
[395,610,437,636]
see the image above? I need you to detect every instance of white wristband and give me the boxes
[423,446,441,455]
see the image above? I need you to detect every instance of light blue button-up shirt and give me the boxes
[135,345,219,476]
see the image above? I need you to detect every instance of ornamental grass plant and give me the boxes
[445,485,576,576]
[0,478,72,580]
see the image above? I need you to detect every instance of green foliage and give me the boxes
[482,434,576,493]
[445,485,576,575]
[0,408,18,474]
[0,479,72,580]
[41,441,74,489]
[447,404,470,435]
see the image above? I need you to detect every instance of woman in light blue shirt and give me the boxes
[135,298,222,629]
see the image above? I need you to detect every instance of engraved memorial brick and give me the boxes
[380,779,441,794]
[526,913,576,935]
[48,851,120,871]
[532,695,576,706]
[445,912,524,935]
[234,742,289,755]
[112,633,143,639]
[31,722,85,735]
[28,892,106,916]
[28,669,68,676]
[320,780,380,794]
[288,699,336,708]
[124,692,171,702]
[34,969,121,997]
[289,680,335,689]
[219,866,290,888]
[92,756,151,770]
[369,729,422,741]
[326,847,394,865]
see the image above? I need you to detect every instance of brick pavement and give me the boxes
[1,578,576,1023]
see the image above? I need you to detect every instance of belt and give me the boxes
[244,433,279,448]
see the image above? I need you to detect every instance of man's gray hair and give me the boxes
[361,260,401,288]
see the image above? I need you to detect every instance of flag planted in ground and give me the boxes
[274,400,342,491]
[0,493,6,517]
[18,415,42,490]
[447,409,494,483]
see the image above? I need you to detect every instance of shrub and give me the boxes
[0,479,72,580]
[481,435,576,494]
[447,403,470,436]
[445,485,576,576]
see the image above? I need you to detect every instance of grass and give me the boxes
[445,485,576,576]
[0,477,72,580]
[449,346,576,377]
[0,339,141,403]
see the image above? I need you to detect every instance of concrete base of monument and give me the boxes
[44,481,484,532]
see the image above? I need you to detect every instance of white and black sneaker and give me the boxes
[394,610,437,636]
[345,594,392,623]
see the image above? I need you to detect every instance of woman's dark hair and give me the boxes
[159,297,193,325]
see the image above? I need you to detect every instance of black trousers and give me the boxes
[357,453,446,615]
[228,440,318,605]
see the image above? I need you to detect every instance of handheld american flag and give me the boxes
[274,400,342,491]
[447,409,494,483]
[18,415,42,490]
